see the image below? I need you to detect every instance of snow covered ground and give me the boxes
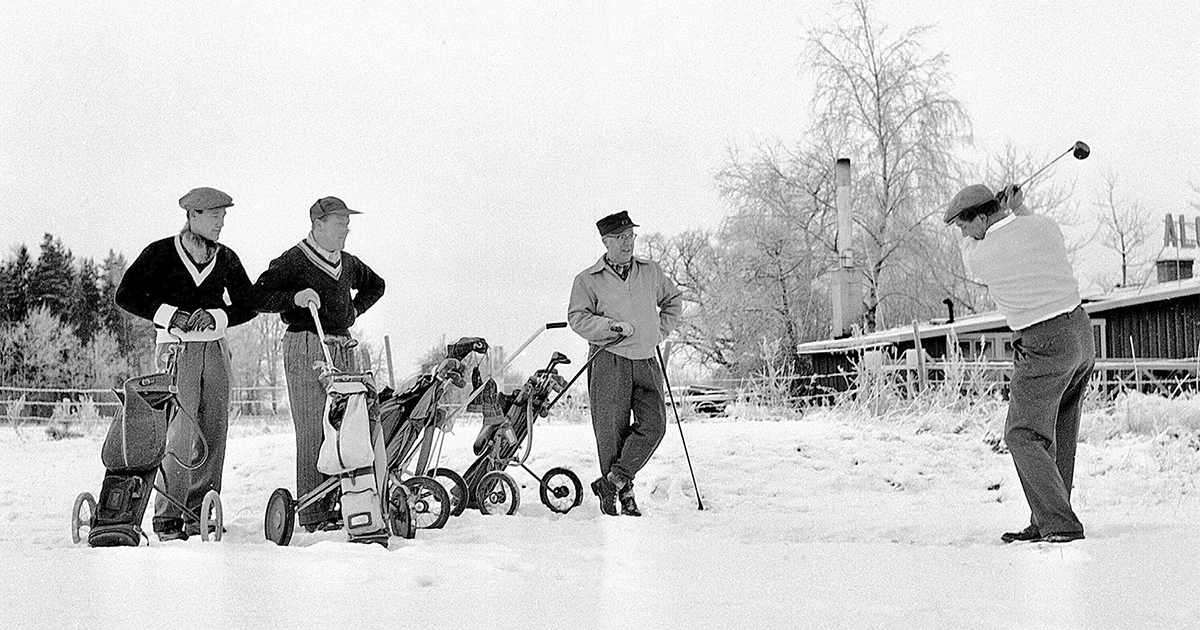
[2,399,1199,629]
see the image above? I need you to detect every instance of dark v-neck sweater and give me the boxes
[252,243,385,337]
[116,235,257,342]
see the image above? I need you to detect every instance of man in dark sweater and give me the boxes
[252,196,386,531]
[115,186,257,541]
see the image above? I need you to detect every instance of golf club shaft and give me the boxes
[656,345,704,511]
[307,302,336,367]
[1016,146,1074,191]
[542,335,626,412]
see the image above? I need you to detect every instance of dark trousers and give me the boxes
[587,350,667,486]
[1006,306,1094,536]
[152,340,230,532]
[283,330,356,526]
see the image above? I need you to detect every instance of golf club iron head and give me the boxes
[548,351,571,367]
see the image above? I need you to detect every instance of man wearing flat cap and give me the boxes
[251,196,385,532]
[568,211,683,516]
[945,183,1092,544]
[116,186,257,541]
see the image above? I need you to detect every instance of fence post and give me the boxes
[912,320,927,392]
[384,335,396,389]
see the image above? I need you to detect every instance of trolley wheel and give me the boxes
[427,467,469,517]
[199,490,223,542]
[476,471,521,516]
[388,484,415,540]
[539,467,583,514]
[264,488,296,546]
[402,476,451,530]
[71,492,97,544]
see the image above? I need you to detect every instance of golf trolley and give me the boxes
[263,305,413,547]
[375,336,490,530]
[71,342,224,546]
[462,343,616,516]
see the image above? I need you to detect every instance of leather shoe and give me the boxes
[1001,524,1040,543]
[618,486,641,517]
[590,476,619,516]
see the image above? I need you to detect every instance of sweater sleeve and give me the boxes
[251,251,302,314]
[567,273,617,343]
[351,257,386,315]
[115,242,177,324]
[221,247,258,327]
[656,267,683,340]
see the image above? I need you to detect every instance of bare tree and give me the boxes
[806,0,972,331]
[1093,170,1153,288]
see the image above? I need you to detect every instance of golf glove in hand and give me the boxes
[169,309,194,332]
[294,288,321,309]
[187,309,216,332]
[610,321,634,337]
[996,184,1025,212]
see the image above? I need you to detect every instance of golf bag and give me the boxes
[87,372,174,547]
[462,365,568,507]
[316,373,389,545]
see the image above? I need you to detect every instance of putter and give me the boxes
[999,140,1090,202]
[656,345,704,511]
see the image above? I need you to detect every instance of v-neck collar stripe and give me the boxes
[300,240,342,281]
[173,235,217,287]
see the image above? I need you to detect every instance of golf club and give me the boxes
[656,345,704,511]
[999,140,1090,202]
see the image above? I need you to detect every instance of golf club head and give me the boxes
[548,351,571,367]
[1072,141,1090,160]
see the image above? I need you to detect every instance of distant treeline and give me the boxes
[0,234,151,390]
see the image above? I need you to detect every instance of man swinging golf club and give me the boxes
[945,183,1092,544]
[568,211,683,516]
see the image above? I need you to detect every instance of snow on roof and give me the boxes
[798,277,1200,355]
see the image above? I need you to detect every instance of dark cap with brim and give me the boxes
[943,184,996,224]
[179,187,234,212]
[310,196,362,222]
[596,211,639,237]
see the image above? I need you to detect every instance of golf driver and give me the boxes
[656,345,704,511]
[998,140,1090,203]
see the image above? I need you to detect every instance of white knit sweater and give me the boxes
[962,213,1081,331]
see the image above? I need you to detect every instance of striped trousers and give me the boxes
[283,330,357,526]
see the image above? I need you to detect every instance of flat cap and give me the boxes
[596,211,639,237]
[943,184,995,224]
[310,196,362,222]
[179,187,234,212]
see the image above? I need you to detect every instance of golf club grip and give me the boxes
[307,302,335,367]
[546,322,568,329]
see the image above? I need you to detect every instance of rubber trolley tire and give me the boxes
[426,467,469,517]
[476,471,521,516]
[539,467,583,514]
[71,492,97,544]
[200,490,223,542]
[264,488,296,546]
[402,476,452,530]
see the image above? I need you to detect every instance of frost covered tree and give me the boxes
[1092,171,1153,289]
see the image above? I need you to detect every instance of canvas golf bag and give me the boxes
[87,371,175,547]
[462,366,567,505]
[316,372,389,545]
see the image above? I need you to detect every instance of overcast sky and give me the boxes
[3,1,1198,378]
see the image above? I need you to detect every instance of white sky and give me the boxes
[3,1,1198,377]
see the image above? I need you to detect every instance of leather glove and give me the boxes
[610,321,634,337]
[187,309,216,331]
[169,309,193,332]
[995,184,1024,211]
[294,288,321,309]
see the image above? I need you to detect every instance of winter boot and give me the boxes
[618,485,641,517]
[590,474,620,516]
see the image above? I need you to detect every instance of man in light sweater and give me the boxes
[568,211,683,516]
[945,183,1092,544]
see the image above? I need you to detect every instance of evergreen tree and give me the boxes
[28,233,76,320]
[99,249,151,356]
[71,258,103,345]
[2,245,33,323]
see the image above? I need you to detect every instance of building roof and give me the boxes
[796,277,1200,355]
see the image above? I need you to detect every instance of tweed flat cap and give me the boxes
[179,187,234,212]
[943,184,995,224]
[310,196,362,221]
[596,211,639,237]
